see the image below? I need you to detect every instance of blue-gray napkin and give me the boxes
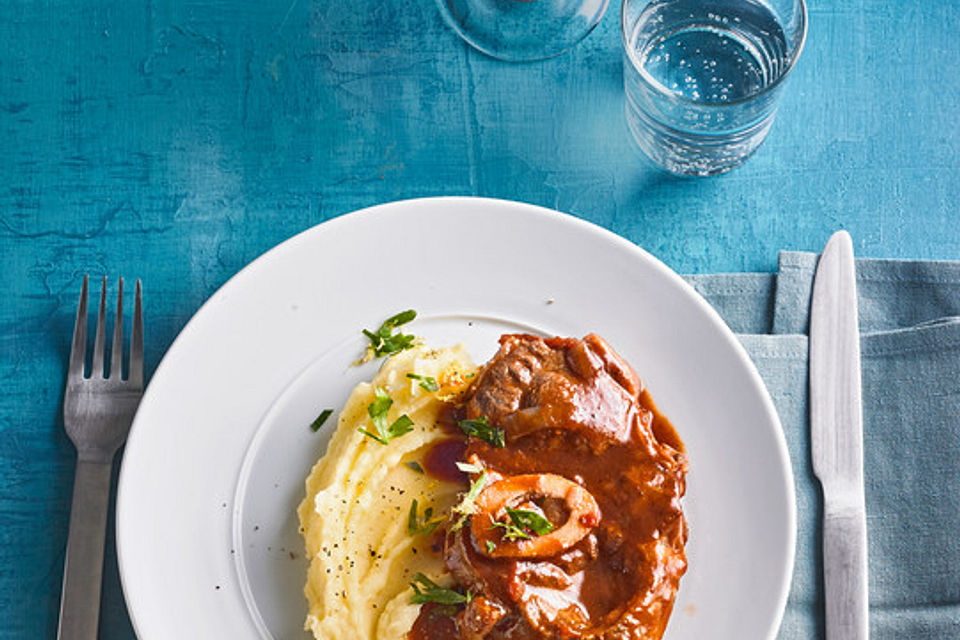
[684,252,960,639]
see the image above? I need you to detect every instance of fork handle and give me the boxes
[57,458,113,640]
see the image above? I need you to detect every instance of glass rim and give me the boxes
[620,0,808,108]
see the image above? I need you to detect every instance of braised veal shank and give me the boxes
[412,334,688,640]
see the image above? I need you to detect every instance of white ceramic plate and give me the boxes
[117,197,795,640]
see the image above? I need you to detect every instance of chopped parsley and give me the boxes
[490,517,530,541]
[406,373,439,392]
[485,540,497,554]
[491,507,555,541]
[309,409,334,432]
[368,386,392,416]
[407,499,442,537]
[405,461,425,474]
[410,573,472,605]
[458,416,505,448]
[358,386,414,445]
[450,468,489,532]
[506,507,556,536]
[360,310,418,361]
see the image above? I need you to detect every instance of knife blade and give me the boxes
[810,230,869,640]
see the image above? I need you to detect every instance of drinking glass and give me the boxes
[622,0,807,175]
[437,0,609,62]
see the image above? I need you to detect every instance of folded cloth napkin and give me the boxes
[684,252,960,639]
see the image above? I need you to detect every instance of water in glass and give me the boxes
[623,0,804,175]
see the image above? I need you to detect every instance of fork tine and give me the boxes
[111,277,125,379]
[91,277,108,377]
[68,276,89,379]
[129,279,144,389]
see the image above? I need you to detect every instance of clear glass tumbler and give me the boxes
[622,0,807,175]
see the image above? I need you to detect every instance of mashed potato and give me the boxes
[298,345,476,640]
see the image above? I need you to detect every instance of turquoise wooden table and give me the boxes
[1,0,958,637]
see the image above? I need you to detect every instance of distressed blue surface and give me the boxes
[0,0,957,637]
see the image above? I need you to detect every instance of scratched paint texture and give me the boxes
[0,0,957,637]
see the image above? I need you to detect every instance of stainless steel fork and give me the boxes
[58,276,143,640]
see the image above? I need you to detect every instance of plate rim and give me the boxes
[117,195,797,639]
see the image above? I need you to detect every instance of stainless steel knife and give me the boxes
[810,230,870,640]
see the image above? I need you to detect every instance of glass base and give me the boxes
[437,0,609,62]
[626,103,776,176]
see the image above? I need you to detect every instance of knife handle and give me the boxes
[823,502,870,639]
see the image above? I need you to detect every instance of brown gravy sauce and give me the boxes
[422,438,468,485]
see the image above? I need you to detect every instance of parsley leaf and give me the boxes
[490,517,530,541]
[367,386,393,418]
[387,415,414,437]
[458,416,505,448]
[406,373,439,392]
[407,499,443,537]
[384,309,417,327]
[507,507,555,536]
[360,310,418,361]
[358,387,414,445]
[462,470,488,503]
[485,540,497,554]
[410,573,472,605]
[490,507,555,541]
[309,409,333,432]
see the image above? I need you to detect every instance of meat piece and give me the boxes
[552,534,599,576]
[457,597,507,640]
[408,603,460,640]
[463,335,658,451]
